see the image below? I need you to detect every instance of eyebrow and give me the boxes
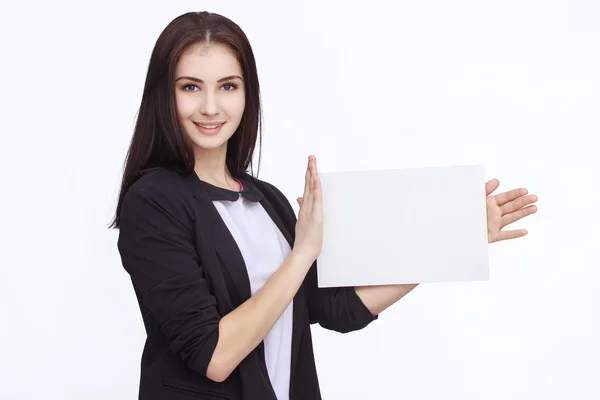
[175,75,243,83]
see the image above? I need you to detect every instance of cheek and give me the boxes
[222,93,246,119]
[175,93,198,119]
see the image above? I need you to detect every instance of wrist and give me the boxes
[289,248,316,270]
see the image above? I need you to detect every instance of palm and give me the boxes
[485,179,538,243]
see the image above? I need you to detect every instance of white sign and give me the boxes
[317,165,490,287]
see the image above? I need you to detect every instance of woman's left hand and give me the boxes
[485,178,538,243]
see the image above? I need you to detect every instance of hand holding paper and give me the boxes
[484,178,538,243]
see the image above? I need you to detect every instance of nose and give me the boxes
[201,91,219,116]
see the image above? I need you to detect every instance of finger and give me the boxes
[500,194,538,215]
[297,197,303,206]
[309,156,316,192]
[305,156,315,212]
[491,229,528,243]
[501,204,538,228]
[307,155,319,213]
[313,175,322,222]
[310,155,320,205]
[494,187,528,206]
[310,155,318,182]
[302,157,311,203]
[485,179,500,196]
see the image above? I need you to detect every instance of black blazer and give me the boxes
[117,168,378,399]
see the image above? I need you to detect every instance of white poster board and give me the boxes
[317,164,490,287]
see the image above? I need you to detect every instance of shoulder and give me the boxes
[129,168,189,194]
[244,173,297,218]
[251,175,284,197]
[244,173,287,201]
[121,168,195,223]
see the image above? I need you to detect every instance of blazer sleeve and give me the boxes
[305,261,378,333]
[117,181,219,376]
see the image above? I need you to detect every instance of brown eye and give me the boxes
[182,84,199,91]
[222,83,238,91]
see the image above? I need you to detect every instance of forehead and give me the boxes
[176,43,242,79]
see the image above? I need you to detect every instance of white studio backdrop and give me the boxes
[1,0,598,399]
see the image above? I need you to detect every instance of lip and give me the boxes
[193,121,225,136]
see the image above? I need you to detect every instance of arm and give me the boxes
[210,249,313,381]
[216,158,325,381]
[354,284,419,316]
[304,263,417,331]
[305,263,380,333]
[305,266,418,328]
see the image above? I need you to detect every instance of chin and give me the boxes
[192,139,228,151]
[187,130,233,151]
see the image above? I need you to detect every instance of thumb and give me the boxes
[297,197,303,206]
[485,178,499,196]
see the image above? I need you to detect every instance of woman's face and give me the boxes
[174,43,246,154]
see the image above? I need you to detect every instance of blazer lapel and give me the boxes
[259,198,294,249]
[182,172,252,304]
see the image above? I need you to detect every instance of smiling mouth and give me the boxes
[193,121,225,135]
[194,122,225,129]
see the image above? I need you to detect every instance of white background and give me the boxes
[1,0,598,399]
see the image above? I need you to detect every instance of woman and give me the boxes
[112,11,538,400]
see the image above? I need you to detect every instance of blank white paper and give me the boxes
[316,164,490,287]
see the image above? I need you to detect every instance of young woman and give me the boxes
[112,11,538,400]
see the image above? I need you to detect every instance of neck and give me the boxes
[193,145,237,190]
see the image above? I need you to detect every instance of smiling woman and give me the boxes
[110,10,380,400]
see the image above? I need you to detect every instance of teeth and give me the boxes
[197,123,221,129]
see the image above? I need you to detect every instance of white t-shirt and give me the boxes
[213,193,293,400]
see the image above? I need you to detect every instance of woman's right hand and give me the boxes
[292,155,323,264]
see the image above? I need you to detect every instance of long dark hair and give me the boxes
[109,11,262,229]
